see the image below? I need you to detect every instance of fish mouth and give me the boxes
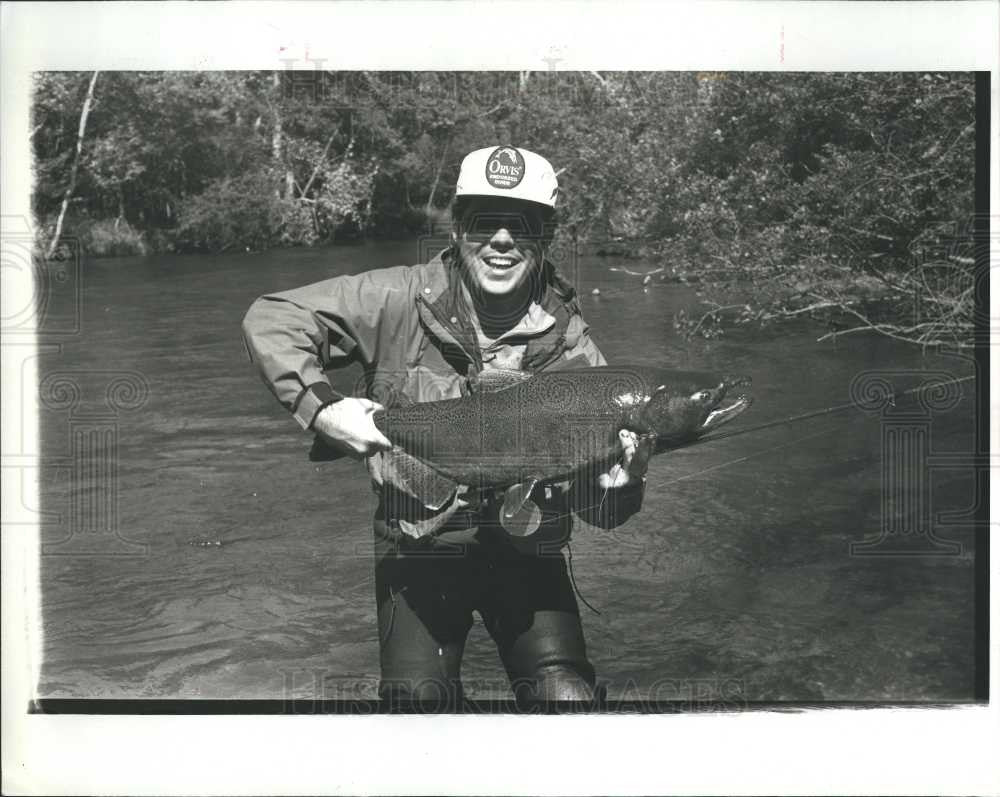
[701,376,753,432]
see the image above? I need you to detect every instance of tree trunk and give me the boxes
[300,131,338,199]
[425,136,451,214]
[271,71,283,198]
[46,71,99,259]
[115,188,124,230]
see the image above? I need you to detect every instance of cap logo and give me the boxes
[485,147,525,189]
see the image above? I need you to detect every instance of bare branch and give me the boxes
[300,132,339,198]
[589,71,607,88]
[760,300,844,320]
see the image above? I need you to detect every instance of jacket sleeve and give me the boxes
[569,477,645,530]
[241,266,415,430]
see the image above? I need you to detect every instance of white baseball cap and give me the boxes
[454,146,559,209]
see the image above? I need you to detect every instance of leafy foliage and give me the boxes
[32,71,976,346]
[658,73,977,347]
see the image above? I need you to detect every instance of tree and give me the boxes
[44,71,98,258]
[30,69,977,349]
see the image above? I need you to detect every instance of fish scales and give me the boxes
[373,366,747,489]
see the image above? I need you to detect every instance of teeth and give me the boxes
[703,396,751,428]
[485,258,515,268]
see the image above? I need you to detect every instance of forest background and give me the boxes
[31,71,977,345]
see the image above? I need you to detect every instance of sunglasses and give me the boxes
[459,210,555,244]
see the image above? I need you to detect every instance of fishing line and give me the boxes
[688,373,975,449]
[565,375,973,619]
[378,537,403,645]
[653,423,845,489]
[649,373,975,487]
[566,541,602,616]
[380,586,399,645]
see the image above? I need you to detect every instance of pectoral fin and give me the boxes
[380,447,457,511]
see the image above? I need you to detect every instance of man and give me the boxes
[242,146,648,709]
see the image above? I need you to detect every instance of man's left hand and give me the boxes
[598,430,653,489]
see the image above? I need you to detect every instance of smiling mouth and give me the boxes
[482,255,520,270]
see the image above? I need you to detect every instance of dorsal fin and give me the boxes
[390,390,415,408]
[375,386,415,409]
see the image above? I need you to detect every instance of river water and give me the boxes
[37,241,979,702]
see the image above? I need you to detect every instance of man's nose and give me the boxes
[489,227,515,250]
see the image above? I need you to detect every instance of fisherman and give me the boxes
[242,146,649,709]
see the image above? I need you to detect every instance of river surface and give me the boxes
[36,241,979,702]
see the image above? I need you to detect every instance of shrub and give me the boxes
[174,172,287,253]
[34,215,149,258]
[83,218,149,257]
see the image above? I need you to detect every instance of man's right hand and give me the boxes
[312,398,393,459]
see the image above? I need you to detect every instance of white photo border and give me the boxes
[2,1,998,795]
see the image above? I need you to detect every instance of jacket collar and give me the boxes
[416,248,575,374]
[415,249,480,372]
[470,298,556,345]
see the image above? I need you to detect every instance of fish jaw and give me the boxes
[702,394,753,432]
[639,373,753,445]
[700,376,753,433]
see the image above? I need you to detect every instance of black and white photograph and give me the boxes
[2,2,997,795]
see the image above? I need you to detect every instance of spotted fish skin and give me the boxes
[372,365,752,489]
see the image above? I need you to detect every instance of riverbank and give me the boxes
[37,213,414,260]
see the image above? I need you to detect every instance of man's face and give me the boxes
[454,198,553,298]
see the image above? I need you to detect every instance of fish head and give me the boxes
[635,371,753,445]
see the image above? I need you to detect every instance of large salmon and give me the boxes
[372,365,752,517]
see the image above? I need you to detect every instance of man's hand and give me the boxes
[313,398,393,459]
[598,430,653,489]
